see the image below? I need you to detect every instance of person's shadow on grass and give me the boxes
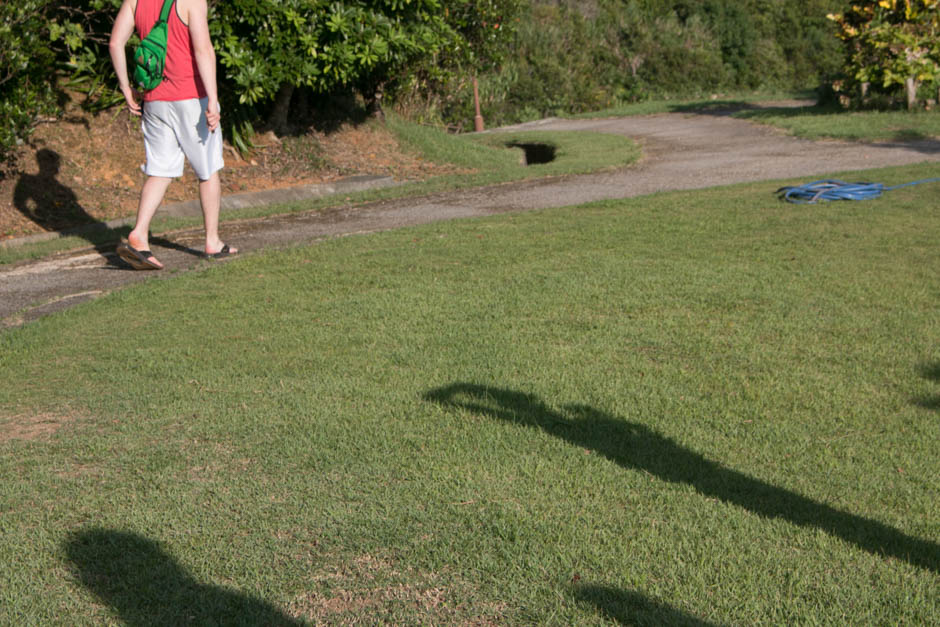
[65,528,301,626]
[424,383,940,574]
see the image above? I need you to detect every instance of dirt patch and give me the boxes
[0,94,455,241]
[287,552,505,625]
[0,411,78,442]
[182,438,255,481]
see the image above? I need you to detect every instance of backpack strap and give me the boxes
[158,0,174,24]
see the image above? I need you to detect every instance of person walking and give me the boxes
[109,0,237,270]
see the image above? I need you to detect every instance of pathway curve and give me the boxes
[3,108,939,326]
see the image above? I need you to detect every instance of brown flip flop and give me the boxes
[204,244,238,259]
[116,242,162,270]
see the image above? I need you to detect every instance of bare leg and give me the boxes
[127,175,172,268]
[200,171,236,255]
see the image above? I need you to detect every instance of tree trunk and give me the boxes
[295,88,309,123]
[364,82,385,121]
[905,76,918,110]
[268,83,295,134]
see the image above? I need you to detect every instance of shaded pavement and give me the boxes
[3,107,940,327]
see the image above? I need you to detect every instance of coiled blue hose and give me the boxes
[777,178,940,204]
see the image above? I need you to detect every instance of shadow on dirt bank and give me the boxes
[13,148,98,234]
[10,148,136,266]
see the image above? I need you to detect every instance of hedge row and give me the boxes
[0,1,866,164]
[0,0,522,165]
[428,0,848,129]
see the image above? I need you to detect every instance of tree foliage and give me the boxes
[1,1,61,165]
[210,0,522,131]
[214,0,448,106]
[0,0,122,166]
[0,0,862,162]
[448,0,844,129]
[0,0,521,160]
[442,0,519,71]
[829,0,940,108]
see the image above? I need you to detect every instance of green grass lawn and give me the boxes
[1,161,938,624]
[6,94,938,265]
[582,92,940,142]
[733,106,940,142]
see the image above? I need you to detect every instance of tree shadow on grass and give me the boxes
[424,383,940,574]
[667,99,825,118]
[674,103,940,154]
[574,585,717,626]
[65,528,301,626]
[731,109,940,154]
[915,361,940,411]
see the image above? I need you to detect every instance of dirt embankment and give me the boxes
[0,97,451,241]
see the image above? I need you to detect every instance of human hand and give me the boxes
[206,100,220,133]
[122,86,142,117]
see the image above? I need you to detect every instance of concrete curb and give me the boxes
[0,174,396,250]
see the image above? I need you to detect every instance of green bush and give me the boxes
[212,0,523,132]
[626,10,728,97]
[0,1,61,166]
[0,0,120,166]
[427,4,624,130]
[389,0,524,129]
[213,0,453,116]
[0,0,849,156]
[1,0,523,153]
[433,0,846,129]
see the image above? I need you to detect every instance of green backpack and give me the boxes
[132,0,175,91]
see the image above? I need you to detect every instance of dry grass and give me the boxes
[0,411,80,443]
[287,553,506,625]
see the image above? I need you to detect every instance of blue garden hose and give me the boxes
[777,178,940,204]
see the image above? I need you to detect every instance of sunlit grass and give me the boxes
[734,106,940,141]
[1,163,937,624]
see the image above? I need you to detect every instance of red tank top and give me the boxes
[135,0,207,101]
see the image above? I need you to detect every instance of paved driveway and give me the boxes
[2,108,939,327]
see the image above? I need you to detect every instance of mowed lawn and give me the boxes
[1,163,938,624]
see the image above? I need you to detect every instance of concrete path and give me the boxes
[3,107,939,327]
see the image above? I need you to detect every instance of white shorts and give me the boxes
[141,97,224,180]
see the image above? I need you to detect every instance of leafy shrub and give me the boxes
[0,1,61,166]
[212,0,523,132]
[425,4,624,130]
[0,0,850,157]
[213,0,450,109]
[390,0,524,129]
[0,0,122,166]
[828,0,940,110]
[431,0,846,129]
